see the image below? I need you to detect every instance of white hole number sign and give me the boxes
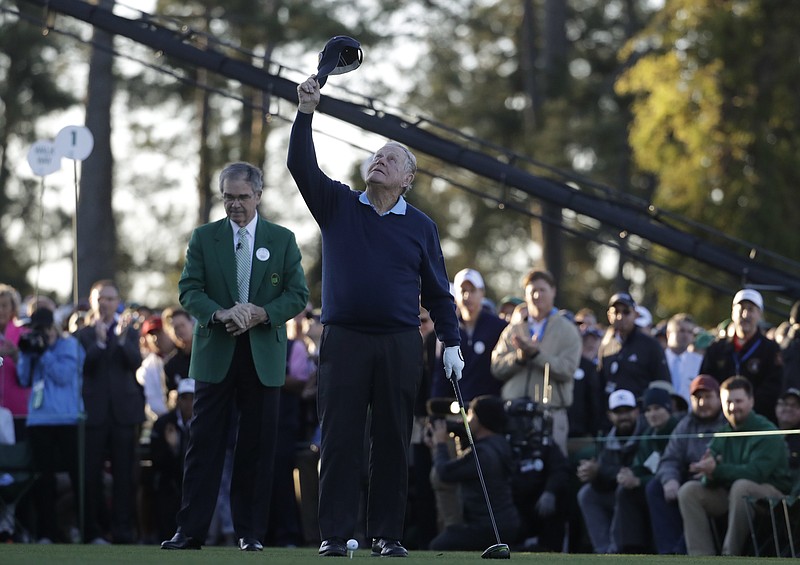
[54,125,94,161]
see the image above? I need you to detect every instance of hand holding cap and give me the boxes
[316,36,362,88]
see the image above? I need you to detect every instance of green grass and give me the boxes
[0,545,781,565]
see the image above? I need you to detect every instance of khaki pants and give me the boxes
[678,478,783,556]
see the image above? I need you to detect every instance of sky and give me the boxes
[11,0,401,307]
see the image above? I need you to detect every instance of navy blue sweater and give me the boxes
[288,111,460,346]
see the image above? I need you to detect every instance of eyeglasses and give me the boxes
[222,193,254,204]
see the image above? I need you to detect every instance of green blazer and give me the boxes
[178,216,309,386]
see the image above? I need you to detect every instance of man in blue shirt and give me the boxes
[290,75,464,558]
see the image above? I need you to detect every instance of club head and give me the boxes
[481,543,510,559]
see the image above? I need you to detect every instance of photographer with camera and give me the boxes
[17,307,85,543]
[428,395,519,551]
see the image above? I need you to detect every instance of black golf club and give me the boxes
[448,376,511,559]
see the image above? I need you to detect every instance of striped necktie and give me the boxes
[235,226,250,303]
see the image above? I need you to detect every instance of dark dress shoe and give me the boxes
[161,531,202,550]
[319,537,347,556]
[239,537,264,551]
[371,538,408,557]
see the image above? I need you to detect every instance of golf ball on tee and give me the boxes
[347,539,359,551]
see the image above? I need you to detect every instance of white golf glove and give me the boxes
[443,346,465,381]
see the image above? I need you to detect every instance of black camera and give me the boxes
[425,398,467,440]
[504,397,553,451]
[18,331,47,355]
[504,398,555,494]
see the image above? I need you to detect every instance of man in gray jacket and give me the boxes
[646,375,725,554]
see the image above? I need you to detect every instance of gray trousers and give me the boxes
[577,483,617,553]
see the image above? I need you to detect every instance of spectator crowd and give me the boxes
[0,274,798,556]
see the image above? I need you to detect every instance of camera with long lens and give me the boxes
[425,397,467,440]
[504,397,553,494]
[18,331,47,355]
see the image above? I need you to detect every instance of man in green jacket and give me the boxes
[162,162,308,551]
[677,375,792,556]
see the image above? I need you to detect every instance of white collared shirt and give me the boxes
[358,191,407,216]
[665,347,703,402]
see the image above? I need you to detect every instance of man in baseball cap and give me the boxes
[453,268,484,291]
[599,292,670,400]
[645,374,725,554]
[608,292,636,310]
[699,288,783,424]
[576,388,642,553]
[689,374,720,397]
[430,267,506,403]
[137,316,176,421]
[608,388,637,411]
[732,288,764,311]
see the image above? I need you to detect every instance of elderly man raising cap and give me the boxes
[699,288,783,424]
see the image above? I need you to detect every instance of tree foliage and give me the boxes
[401,0,659,313]
[616,0,800,321]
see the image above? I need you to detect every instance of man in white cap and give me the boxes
[575,389,643,553]
[430,268,506,401]
[699,288,783,423]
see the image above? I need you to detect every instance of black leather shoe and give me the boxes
[239,537,263,551]
[161,531,202,550]
[319,537,347,556]
[371,538,408,557]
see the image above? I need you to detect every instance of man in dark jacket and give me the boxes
[613,387,679,553]
[700,289,783,423]
[75,280,144,544]
[598,293,670,400]
[576,389,643,553]
[646,375,726,554]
